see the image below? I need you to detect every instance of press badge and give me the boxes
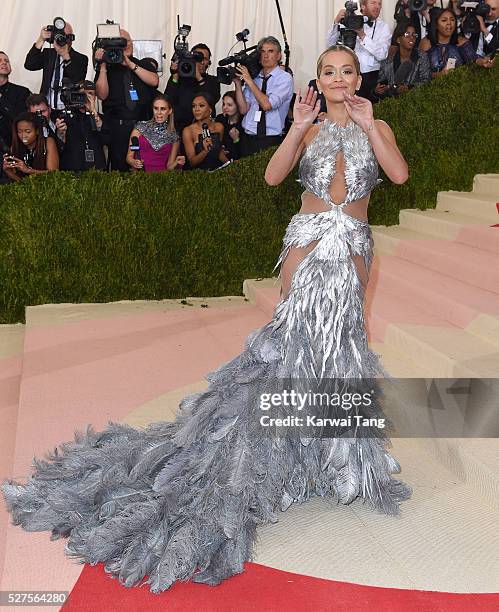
[85,148,95,163]
[254,110,262,122]
[129,87,139,101]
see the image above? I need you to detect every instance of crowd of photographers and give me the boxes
[0,0,496,182]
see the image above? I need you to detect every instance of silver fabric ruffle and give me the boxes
[135,121,179,151]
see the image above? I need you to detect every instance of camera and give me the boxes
[409,0,428,12]
[94,21,128,64]
[459,1,491,35]
[60,79,87,110]
[217,29,261,85]
[339,2,365,49]
[45,17,75,47]
[172,20,205,78]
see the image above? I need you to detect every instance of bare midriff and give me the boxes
[298,149,370,222]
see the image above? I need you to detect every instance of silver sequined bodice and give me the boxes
[298,119,380,207]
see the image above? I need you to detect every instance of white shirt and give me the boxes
[242,66,294,136]
[476,20,498,57]
[49,56,65,110]
[326,19,392,73]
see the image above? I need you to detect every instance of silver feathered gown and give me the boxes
[2,119,411,592]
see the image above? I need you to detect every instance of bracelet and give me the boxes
[133,63,139,71]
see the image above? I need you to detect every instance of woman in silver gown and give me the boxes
[2,45,411,593]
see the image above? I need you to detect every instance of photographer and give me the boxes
[234,36,293,156]
[326,0,392,101]
[0,52,31,149]
[374,21,431,99]
[56,81,108,172]
[24,20,88,110]
[94,28,158,171]
[26,94,65,153]
[165,43,221,136]
[393,0,441,43]
[468,0,498,65]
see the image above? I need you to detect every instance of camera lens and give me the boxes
[54,17,66,30]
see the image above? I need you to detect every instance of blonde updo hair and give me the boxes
[316,44,361,78]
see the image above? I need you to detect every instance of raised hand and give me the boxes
[343,92,374,131]
[292,87,321,127]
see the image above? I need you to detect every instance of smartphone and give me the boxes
[446,58,456,70]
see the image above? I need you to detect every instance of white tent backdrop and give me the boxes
[0,0,399,110]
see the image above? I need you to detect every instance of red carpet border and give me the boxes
[63,563,499,611]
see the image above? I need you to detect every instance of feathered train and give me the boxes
[2,119,411,591]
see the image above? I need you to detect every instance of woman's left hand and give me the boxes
[343,93,374,131]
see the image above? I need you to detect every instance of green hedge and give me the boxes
[0,62,497,323]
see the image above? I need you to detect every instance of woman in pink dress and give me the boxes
[126,94,185,172]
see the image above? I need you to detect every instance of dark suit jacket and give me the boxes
[24,45,88,94]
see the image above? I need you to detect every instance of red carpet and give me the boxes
[64,563,499,611]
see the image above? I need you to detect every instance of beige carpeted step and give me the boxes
[370,256,499,333]
[383,324,499,378]
[436,191,498,223]
[473,173,499,196]
[372,225,442,256]
[398,209,499,255]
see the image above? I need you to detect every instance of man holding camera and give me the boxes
[165,43,221,136]
[94,28,159,171]
[25,93,65,153]
[24,20,88,111]
[327,0,392,101]
[471,0,498,66]
[234,36,293,156]
[55,81,108,172]
[394,0,439,43]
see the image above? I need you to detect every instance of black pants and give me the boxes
[104,117,137,172]
[242,134,283,157]
[358,70,380,103]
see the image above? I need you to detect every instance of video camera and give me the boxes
[339,2,366,50]
[217,29,261,85]
[94,21,128,65]
[60,79,88,111]
[458,0,491,35]
[172,19,204,78]
[45,17,75,46]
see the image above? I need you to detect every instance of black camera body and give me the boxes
[60,81,87,110]
[217,47,261,85]
[94,21,128,64]
[339,2,365,49]
[217,28,261,85]
[97,38,128,64]
[46,17,75,46]
[174,50,205,79]
[172,21,205,78]
[459,1,491,35]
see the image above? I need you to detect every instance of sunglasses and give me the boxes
[403,32,419,38]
